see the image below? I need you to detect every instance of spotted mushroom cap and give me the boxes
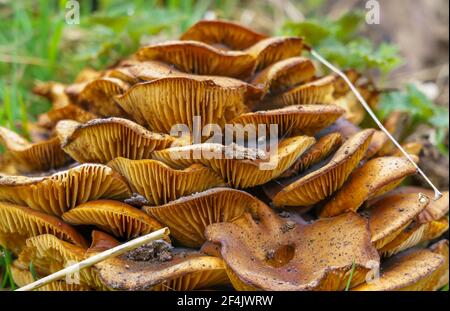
[205,202,379,291]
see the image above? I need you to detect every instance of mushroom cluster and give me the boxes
[0,20,448,291]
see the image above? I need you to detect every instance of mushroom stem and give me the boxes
[15,227,170,291]
[311,49,442,200]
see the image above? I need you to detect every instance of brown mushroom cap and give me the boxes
[181,19,268,50]
[33,81,71,109]
[143,187,263,248]
[271,76,335,107]
[390,142,423,157]
[0,126,70,173]
[368,193,430,250]
[108,158,225,205]
[353,240,448,291]
[371,189,449,257]
[33,81,97,127]
[321,118,386,160]
[429,240,449,289]
[62,200,165,240]
[0,202,87,253]
[0,163,131,216]
[18,234,105,289]
[279,132,343,178]
[56,118,175,164]
[76,77,130,117]
[380,217,448,258]
[320,156,418,217]
[230,105,345,137]
[115,75,260,134]
[250,57,316,95]
[334,92,366,125]
[136,40,256,79]
[113,60,183,82]
[245,37,304,72]
[365,130,389,159]
[152,136,315,188]
[271,129,374,207]
[95,247,229,291]
[43,104,97,128]
[205,202,379,291]
[368,187,449,224]
[377,111,411,156]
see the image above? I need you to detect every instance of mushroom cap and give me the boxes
[10,261,91,291]
[416,190,449,224]
[0,202,87,254]
[77,77,130,117]
[279,132,343,178]
[152,136,316,188]
[368,193,430,250]
[371,189,449,257]
[108,158,225,205]
[115,75,260,134]
[0,126,70,173]
[365,130,389,159]
[380,217,449,258]
[353,241,448,291]
[321,156,418,217]
[18,234,105,289]
[43,104,97,128]
[0,163,132,216]
[271,76,335,107]
[62,200,165,240]
[94,248,229,291]
[181,19,268,50]
[113,60,183,82]
[390,142,423,157]
[230,105,345,137]
[205,203,379,291]
[136,40,256,79]
[143,187,263,247]
[369,187,449,224]
[56,118,175,163]
[33,81,71,109]
[245,37,304,72]
[271,129,374,207]
[88,230,121,253]
[250,57,316,95]
[377,111,411,156]
[429,240,449,290]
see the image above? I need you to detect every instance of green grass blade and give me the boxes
[345,261,356,291]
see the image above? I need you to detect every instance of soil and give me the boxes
[125,240,173,262]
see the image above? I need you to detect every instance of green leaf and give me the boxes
[283,20,330,46]
[29,261,39,281]
[335,11,364,41]
[282,12,402,74]
[378,84,449,155]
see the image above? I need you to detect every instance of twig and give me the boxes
[16,227,170,291]
[311,49,443,200]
